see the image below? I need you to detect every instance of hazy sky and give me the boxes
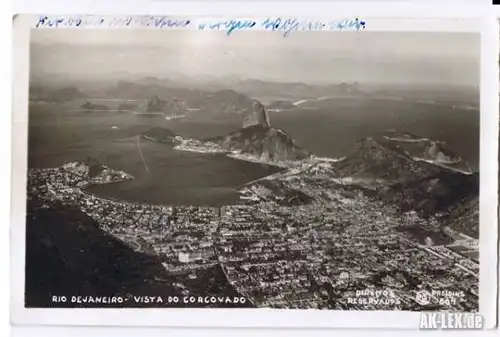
[30,29,480,85]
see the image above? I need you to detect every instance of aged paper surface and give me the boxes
[9,11,498,329]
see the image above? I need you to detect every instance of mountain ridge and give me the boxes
[207,125,310,163]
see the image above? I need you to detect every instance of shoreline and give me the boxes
[172,141,295,170]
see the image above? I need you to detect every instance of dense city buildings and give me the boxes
[27,154,479,311]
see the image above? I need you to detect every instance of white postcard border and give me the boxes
[10,4,499,329]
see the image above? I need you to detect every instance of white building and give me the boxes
[178,251,204,263]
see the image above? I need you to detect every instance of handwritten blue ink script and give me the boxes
[35,15,190,29]
[198,19,257,36]
[199,17,366,36]
[261,17,366,36]
[35,15,366,36]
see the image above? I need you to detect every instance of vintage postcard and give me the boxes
[10,13,498,329]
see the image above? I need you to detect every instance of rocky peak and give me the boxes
[146,95,163,111]
[242,100,271,129]
[352,138,405,162]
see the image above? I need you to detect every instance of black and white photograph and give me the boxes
[21,19,483,314]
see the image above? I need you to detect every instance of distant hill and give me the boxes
[377,130,471,173]
[117,101,138,111]
[107,80,267,118]
[106,80,318,123]
[201,89,256,115]
[163,97,188,117]
[30,86,86,103]
[136,95,167,113]
[332,134,479,233]
[333,137,443,186]
[208,125,310,162]
[141,127,178,144]
[230,79,363,99]
[108,78,365,103]
[81,101,110,111]
[108,81,166,99]
[131,95,187,117]
[107,81,206,105]
[134,76,177,87]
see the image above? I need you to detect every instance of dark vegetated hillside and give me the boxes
[380,171,479,217]
[25,197,181,307]
[334,137,443,184]
[25,197,252,308]
[141,127,178,143]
